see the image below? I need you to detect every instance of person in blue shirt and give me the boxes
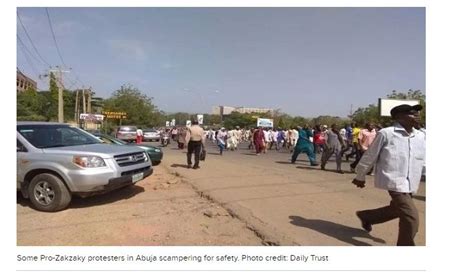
[291,125,318,166]
[352,104,425,246]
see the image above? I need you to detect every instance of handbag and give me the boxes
[199,148,206,161]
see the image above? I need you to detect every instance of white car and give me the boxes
[143,129,160,142]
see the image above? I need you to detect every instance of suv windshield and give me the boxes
[18,124,102,148]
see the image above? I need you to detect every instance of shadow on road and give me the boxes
[171,164,190,168]
[207,152,221,156]
[18,185,145,210]
[296,166,318,170]
[321,168,351,174]
[241,153,258,156]
[289,215,386,246]
[275,161,292,164]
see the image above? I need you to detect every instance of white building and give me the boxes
[212,106,274,116]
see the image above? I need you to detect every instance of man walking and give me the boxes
[352,104,425,246]
[291,125,318,166]
[185,120,205,169]
[350,122,376,173]
[321,124,345,173]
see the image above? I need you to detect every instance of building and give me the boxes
[212,105,274,116]
[17,70,37,93]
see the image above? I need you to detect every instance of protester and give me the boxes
[185,120,205,169]
[136,127,143,144]
[216,127,227,155]
[346,122,360,161]
[177,127,187,149]
[320,124,345,173]
[291,125,318,166]
[352,104,425,246]
[350,122,376,173]
[313,125,326,154]
[253,127,265,155]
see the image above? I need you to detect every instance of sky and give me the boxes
[16,7,425,117]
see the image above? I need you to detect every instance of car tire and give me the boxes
[152,161,161,166]
[28,173,72,212]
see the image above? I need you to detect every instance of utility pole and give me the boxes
[74,89,79,123]
[87,87,92,113]
[82,87,86,114]
[49,67,69,123]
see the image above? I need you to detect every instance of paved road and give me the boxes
[147,140,426,246]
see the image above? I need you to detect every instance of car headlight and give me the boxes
[144,152,149,162]
[154,148,161,152]
[73,156,106,168]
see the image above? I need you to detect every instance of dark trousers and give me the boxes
[358,191,419,246]
[187,140,202,167]
[350,149,365,169]
[347,142,360,159]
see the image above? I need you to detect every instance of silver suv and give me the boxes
[17,122,153,212]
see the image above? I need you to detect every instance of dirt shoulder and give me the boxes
[17,164,263,246]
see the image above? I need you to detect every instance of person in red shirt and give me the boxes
[313,125,326,154]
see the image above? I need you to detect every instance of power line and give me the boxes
[44,8,87,91]
[17,35,42,68]
[17,12,51,68]
[45,8,67,68]
[17,35,42,77]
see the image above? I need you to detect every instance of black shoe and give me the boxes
[337,170,344,174]
[310,163,319,167]
[291,161,296,164]
[356,211,372,232]
[187,164,192,169]
[192,165,200,169]
[320,164,325,170]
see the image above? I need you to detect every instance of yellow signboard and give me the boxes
[103,111,127,119]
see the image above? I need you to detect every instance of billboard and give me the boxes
[197,114,204,125]
[379,98,420,117]
[171,119,176,126]
[186,120,191,128]
[165,121,170,127]
[257,118,273,128]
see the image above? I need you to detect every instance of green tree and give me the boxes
[351,90,426,127]
[223,112,257,129]
[102,84,163,128]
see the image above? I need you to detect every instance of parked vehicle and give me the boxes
[17,122,153,212]
[115,125,137,142]
[92,133,163,166]
[142,128,160,142]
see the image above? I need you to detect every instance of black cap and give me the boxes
[390,104,423,118]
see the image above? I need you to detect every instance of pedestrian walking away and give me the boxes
[136,127,143,144]
[185,120,205,169]
[352,104,425,246]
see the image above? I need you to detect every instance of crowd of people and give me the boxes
[179,122,388,175]
[147,104,426,246]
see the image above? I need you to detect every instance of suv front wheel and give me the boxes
[28,173,72,212]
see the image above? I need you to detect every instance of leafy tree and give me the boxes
[351,90,426,127]
[102,84,163,128]
[223,112,257,129]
